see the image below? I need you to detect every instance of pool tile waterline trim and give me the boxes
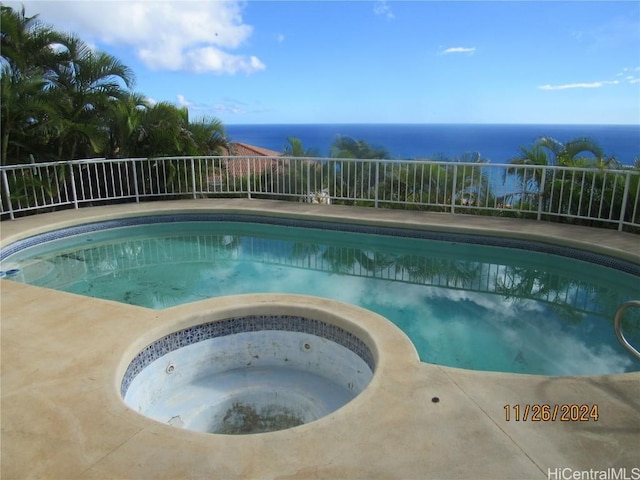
[120,315,375,398]
[1,213,638,276]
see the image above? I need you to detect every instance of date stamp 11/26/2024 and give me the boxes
[503,404,599,422]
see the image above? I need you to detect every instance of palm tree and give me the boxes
[46,34,135,160]
[183,115,230,196]
[2,4,231,166]
[184,115,229,156]
[0,66,55,164]
[104,95,228,159]
[507,136,629,225]
[0,5,65,78]
[448,154,493,209]
[103,91,150,158]
[1,5,137,163]
[283,137,318,157]
[133,102,192,158]
[0,5,66,164]
[330,135,389,160]
[376,155,494,212]
[131,103,230,195]
[537,136,614,167]
[277,137,323,200]
[328,136,388,204]
[510,136,612,169]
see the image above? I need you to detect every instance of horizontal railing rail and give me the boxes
[1,156,639,231]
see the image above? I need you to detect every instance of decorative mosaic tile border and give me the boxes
[120,315,375,398]
[1,213,638,276]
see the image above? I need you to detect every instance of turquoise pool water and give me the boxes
[2,218,639,375]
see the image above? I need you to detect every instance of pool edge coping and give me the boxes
[1,199,639,265]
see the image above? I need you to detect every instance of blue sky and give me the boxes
[8,1,640,124]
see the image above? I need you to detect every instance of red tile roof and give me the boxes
[211,142,286,183]
[225,142,284,177]
[227,142,283,157]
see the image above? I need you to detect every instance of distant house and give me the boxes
[224,142,283,158]
[209,142,285,188]
[222,142,284,177]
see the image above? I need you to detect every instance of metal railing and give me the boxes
[614,301,640,360]
[1,156,639,231]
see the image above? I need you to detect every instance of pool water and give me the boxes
[2,219,639,375]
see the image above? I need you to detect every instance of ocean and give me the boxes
[225,124,640,166]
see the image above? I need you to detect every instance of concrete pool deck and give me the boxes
[1,199,639,479]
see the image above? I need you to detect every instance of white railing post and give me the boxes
[1,169,15,220]
[451,164,458,214]
[374,161,379,208]
[190,157,197,199]
[69,163,79,209]
[618,171,631,231]
[131,159,140,202]
[306,160,311,202]
[537,167,547,221]
[246,158,252,199]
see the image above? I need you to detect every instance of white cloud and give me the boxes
[213,103,245,115]
[176,95,193,108]
[206,97,271,117]
[185,47,265,74]
[538,80,619,90]
[619,67,640,84]
[373,0,395,19]
[9,1,265,75]
[440,47,476,55]
[250,56,266,71]
[177,95,250,115]
[542,68,639,91]
[276,33,286,44]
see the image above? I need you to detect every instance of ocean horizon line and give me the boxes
[225,124,639,165]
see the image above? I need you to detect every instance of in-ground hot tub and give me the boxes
[120,297,380,435]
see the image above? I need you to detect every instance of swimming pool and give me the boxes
[2,213,639,376]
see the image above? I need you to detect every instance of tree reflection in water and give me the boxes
[7,221,639,374]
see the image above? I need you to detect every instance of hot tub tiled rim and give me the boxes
[116,294,420,438]
[119,314,375,398]
[118,295,420,395]
[114,294,419,396]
